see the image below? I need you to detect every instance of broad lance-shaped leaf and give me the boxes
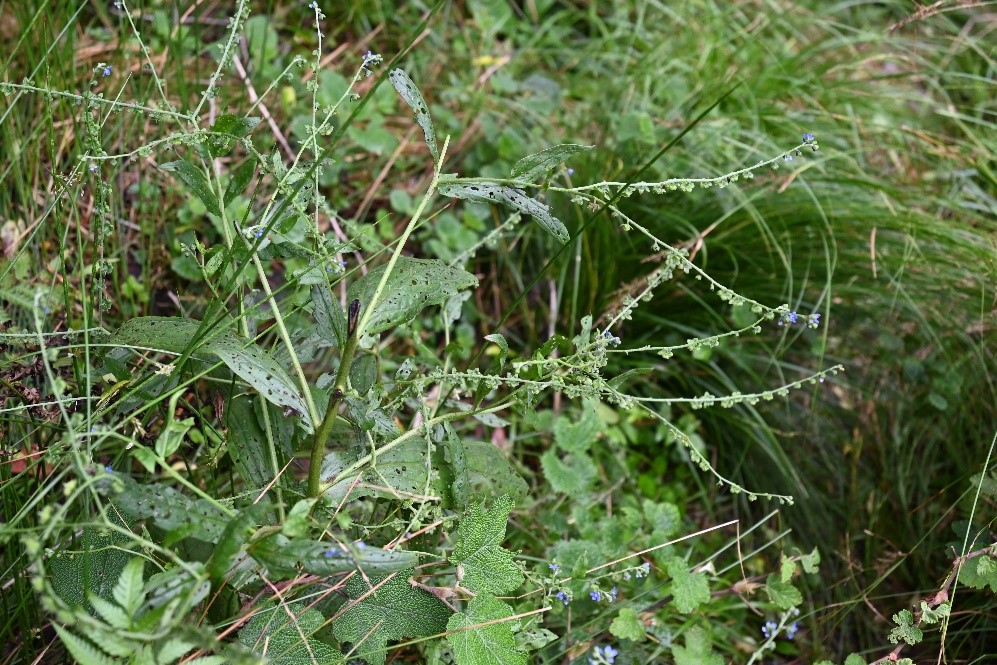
[447,594,526,665]
[240,601,344,665]
[348,257,477,336]
[112,317,309,422]
[205,114,260,158]
[160,160,220,215]
[333,569,450,665]
[438,180,569,243]
[389,69,439,164]
[450,495,524,595]
[250,535,417,579]
[510,143,593,183]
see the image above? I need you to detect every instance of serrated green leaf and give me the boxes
[160,160,220,215]
[540,449,596,496]
[844,654,868,665]
[225,157,258,207]
[958,555,997,592]
[87,593,131,629]
[348,257,478,336]
[240,602,344,665]
[53,625,119,665]
[451,495,524,595]
[250,535,416,580]
[643,499,681,540]
[665,558,710,614]
[547,540,602,578]
[112,557,145,618]
[609,607,645,641]
[765,573,803,610]
[919,600,951,624]
[438,181,569,243]
[887,609,923,645]
[779,554,796,583]
[206,114,260,158]
[333,569,450,665]
[447,594,526,665]
[389,69,438,164]
[672,625,723,665]
[800,547,821,574]
[112,317,309,421]
[156,638,198,663]
[510,144,593,183]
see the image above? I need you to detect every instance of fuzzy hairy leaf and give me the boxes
[49,515,133,610]
[510,143,593,183]
[552,404,602,454]
[672,625,723,665]
[389,69,439,164]
[239,602,344,665]
[333,569,450,665]
[665,558,710,614]
[112,317,309,420]
[438,181,569,243]
[450,496,524,595]
[764,573,803,610]
[348,257,478,335]
[957,555,997,592]
[539,449,596,496]
[446,594,526,665]
[888,609,923,645]
[609,607,646,641]
[160,160,220,215]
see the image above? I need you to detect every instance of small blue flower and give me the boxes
[324,548,338,557]
[254,230,263,238]
[635,562,650,578]
[808,312,821,328]
[355,540,366,549]
[567,168,575,176]
[609,586,618,601]
[104,465,113,473]
[786,622,799,639]
[548,563,560,572]
[589,645,619,665]
[803,132,814,143]
[88,164,98,172]
[102,65,112,77]
[339,260,347,268]
[590,590,601,601]
[762,620,778,639]
[308,1,318,9]
[783,154,793,162]
[555,590,569,605]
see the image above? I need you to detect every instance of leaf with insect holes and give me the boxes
[332,569,450,665]
[239,601,344,665]
[510,144,593,183]
[113,477,230,543]
[347,257,477,336]
[389,69,438,164]
[160,160,220,215]
[112,317,310,423]
[446,594,527,665]
[225,396,283,495]
[450,495,524,595]
[672,625,723,665]
[664,557,710,614]
[438,181,569,243]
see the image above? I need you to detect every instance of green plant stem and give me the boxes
[307,328,360,497]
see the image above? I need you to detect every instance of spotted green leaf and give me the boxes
[389,69,438,164]
[438,181,569,243]
[348,257,477,336]
[510,143,593,183]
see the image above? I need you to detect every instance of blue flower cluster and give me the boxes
[777,310,821,329]
[762,615,801,641]
[589,645,618,665]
